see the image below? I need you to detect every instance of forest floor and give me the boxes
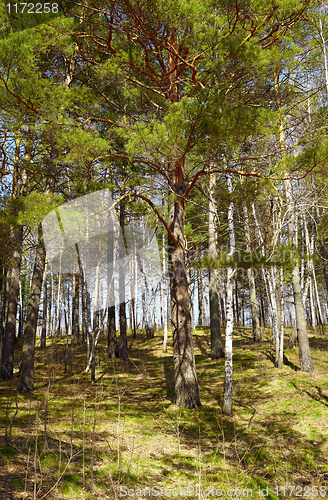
[0,327,328,500]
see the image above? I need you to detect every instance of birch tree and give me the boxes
[222,174,236,416]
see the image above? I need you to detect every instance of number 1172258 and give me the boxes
[7,3,59,14]
[275,485,327,497]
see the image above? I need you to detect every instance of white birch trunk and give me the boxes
[277,267,284,369]
[222,175,236,416]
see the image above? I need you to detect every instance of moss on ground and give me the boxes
[0,328,328,499]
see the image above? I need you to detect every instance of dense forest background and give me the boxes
[1,0,328,499]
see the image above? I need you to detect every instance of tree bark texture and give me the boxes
[276,267,284,369]
[1,227,23,379]
[222,175,235,416]
[18,226,46,392]
[208,172,224,359]
[197,268,204,328]
[162,217,168,352]
[168,164,201,408]
[108,306,118,358]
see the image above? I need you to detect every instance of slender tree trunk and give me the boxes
[197,268,205,328]
[0,268,5,355]
[75,244,89,345]
[107,218,118,358]
[90,204,104,382]
[208,173,224,358]
[55,271,61,336]
[218,272,225,326]
[270,267,279,345]
[131,299,136,338]
[276,267,284,369]
[168,163,201,408]
[235,279,240,326]
[243,205,261,342]
[259,288,266,328]
[1,134,24,379]
[119,202,128,361]
[91,327,96,383]
[275,72,314,372]
[151,286,158,332]
[49,269,53,337]
[91,265,100,383]
[222,175,235,416]
[1,227,23,379]
[71,270,80,346]
[108,306,117,358]
[18,274,24,339]
[18,226,46,392]
[252,202,278,343]
[40,261,48,349]
[162,214,168,352]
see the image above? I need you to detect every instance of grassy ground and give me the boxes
[1,327,328,500]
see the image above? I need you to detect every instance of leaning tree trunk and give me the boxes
[71,269,80,346]
[222,175,236,416]
[208,172,224,358]
[168,162,201,408]
[18,226,46,392]
[274,72,313,372]
[1,226,23,379]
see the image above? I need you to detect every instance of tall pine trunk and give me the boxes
[162,212,168,352]
[208,173,224,358]
[18,226,46,392]
[168,163,201,408]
